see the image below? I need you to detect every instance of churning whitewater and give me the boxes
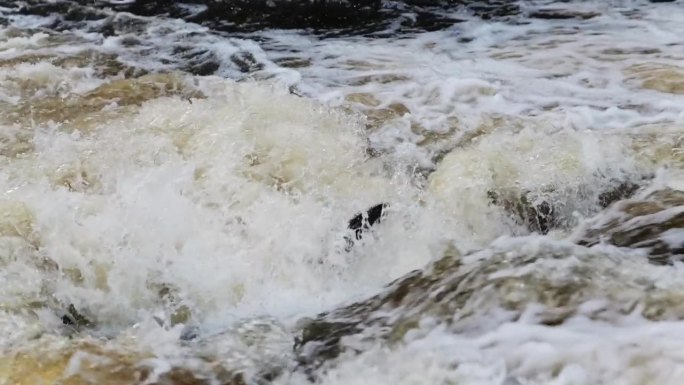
[0,1,683,384]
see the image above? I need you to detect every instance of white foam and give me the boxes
[290,238,684,385]
[0,77,453,337]
[258,2,684,163]
[0,1,684,382]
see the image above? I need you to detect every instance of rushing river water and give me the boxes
[0,1,683,384]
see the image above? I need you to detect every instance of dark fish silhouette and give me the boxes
[344,203,388,251]
[61,304,93,329]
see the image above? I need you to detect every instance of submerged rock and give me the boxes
[195,0,520,35]
[597,181,641,208]
[295,238,684,373]
[528,9,600,20]
[147,281,196,328]
[487,190,556,234]
[61,304,95,329]
[295,187,684,373]
[574,187,684,264]
[487,179,643,235]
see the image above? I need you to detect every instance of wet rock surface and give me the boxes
[295,246,464,373]
[528,9,600,20]
[487,179,644,235]
[2,73,205,136]
[295,186,684,374]
[487,189,558,234]
[575,187,684,265]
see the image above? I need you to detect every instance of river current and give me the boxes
[0,1,683,384]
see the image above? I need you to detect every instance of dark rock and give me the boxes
[574,187,684,265]
[487,190,556,234]
[195,0,384,32]
[296,214,684,374]
[487,179,645,235]
[230,51,264,73]
[529,9,600,20]
[186,59,220,77]
[0,0,107,32]
[295,245,486,372]
[180,325,200,341]
[61,304,94,329]
[273,57,312,69]
[174,46,222,76]
[597,181,640,208]
[63,4,107,22]
[100,13,150,36]
[468,1,520,20]
[399,11,466,33]
[293,184,679,373]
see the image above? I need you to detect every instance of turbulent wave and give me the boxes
[0,1,683,384]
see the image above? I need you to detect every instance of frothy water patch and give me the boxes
[298,316,684,385]
[295,188,684,382]
[0,74,440,382]
[0,1,684,384]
